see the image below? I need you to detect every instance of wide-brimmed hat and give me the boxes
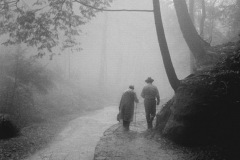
[129,85,134,89]
[145,77,154,83]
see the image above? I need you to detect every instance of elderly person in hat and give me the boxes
[141,77,160,129]
[118,85,139,131]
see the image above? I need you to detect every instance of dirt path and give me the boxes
[25,106,118,160]
[94,122,189,160]
[93,104,179,160]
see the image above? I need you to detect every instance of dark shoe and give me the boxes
[147,122,153,129]
[123,124,129,131]
[150,115,155,122]
[123,121,130,131]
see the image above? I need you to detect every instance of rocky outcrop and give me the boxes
[155,50,240,150]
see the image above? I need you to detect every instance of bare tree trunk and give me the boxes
[188,0,196,73]
[234,0,240,35]
[68,52,71,79]
[173,0,206,62]
[208,0,217,44]
[115,17,123,86]
[152,0,180,91]
[8,46,21,114]
[99,12,108,88]
[200,0,206,38]
[188,0,195,24]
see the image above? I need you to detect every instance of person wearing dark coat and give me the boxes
[141,77,160,129]
[118,85,139,131]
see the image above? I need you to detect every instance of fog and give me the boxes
[0,0,191,102]
[47,0,190,100]
[0,1,193,159]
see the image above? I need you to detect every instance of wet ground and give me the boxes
[25,106,118,160]
[24,103,228,160]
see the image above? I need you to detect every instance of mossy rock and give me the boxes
[156,52,240,147]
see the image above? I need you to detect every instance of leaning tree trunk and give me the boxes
[173,0,206,62]
[152,0,180,91]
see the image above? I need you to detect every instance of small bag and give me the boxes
[117,113,120,122]
[117,112,121,122]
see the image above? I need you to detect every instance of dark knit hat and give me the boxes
[145,77,154,83]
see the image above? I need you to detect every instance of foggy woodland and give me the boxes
[0,0,240,159]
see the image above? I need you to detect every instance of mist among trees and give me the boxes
[0,0,240,159]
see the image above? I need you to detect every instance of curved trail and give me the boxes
[26,106,118,160]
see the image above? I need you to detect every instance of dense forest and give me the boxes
[0,0,240,159]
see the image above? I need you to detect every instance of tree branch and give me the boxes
[0,0,21,12]
[74,0,153,12]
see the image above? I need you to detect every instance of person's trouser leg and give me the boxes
[144,101,150,128]
[144,99,156,129]
[150,100,156,129]
[150,102,156,122]
[123,120,130,130]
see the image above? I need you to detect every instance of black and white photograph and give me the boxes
[0,0,240,159]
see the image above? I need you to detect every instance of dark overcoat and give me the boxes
[118,89,138,122]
